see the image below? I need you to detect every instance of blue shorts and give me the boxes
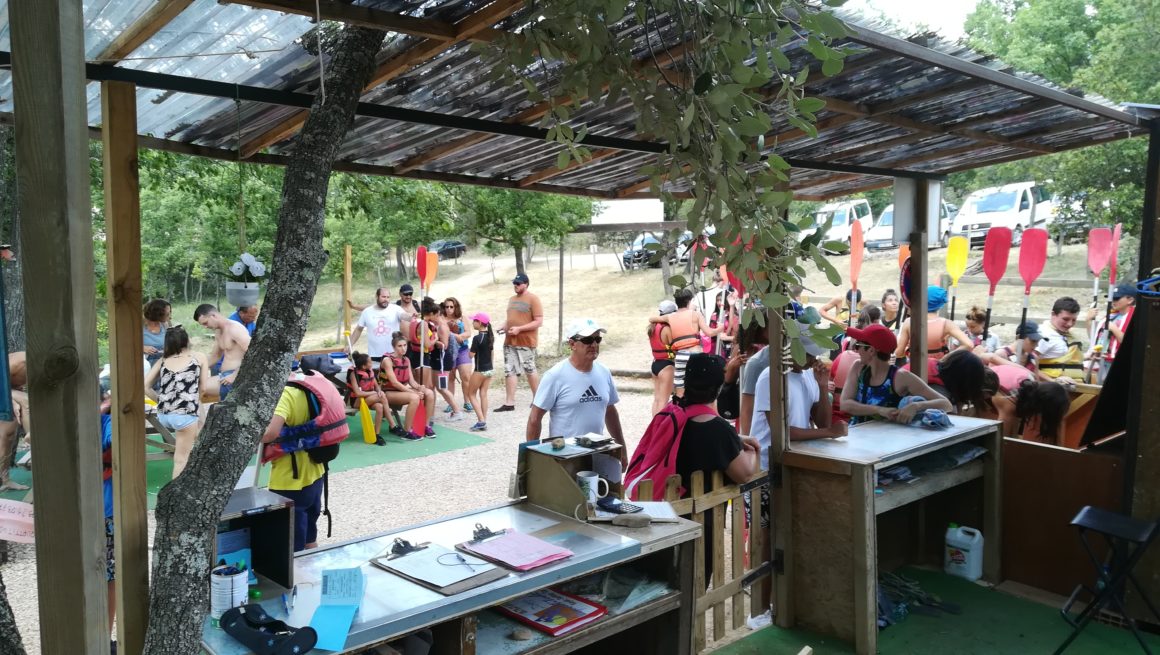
[156,413,198,431]
[272,476,324,552]
[219,369,236,400]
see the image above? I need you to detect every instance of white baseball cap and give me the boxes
[565,318,606,341]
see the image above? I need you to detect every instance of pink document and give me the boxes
[459,531,573,571]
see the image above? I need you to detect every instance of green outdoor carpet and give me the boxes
[2,416,489,508]
[715,567,1160,655]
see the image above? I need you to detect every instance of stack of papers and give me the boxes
[458,531,573,571]
[371,544,508,595]
[310,567,365,651]
[497,588,607,636]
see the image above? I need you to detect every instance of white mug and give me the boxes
[576,470,609,504]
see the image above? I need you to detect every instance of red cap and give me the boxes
[845,324,897,354]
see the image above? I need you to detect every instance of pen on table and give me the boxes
[455,553,478,571]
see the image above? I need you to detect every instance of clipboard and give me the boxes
[370,544,507,596]
[455,530,573,572]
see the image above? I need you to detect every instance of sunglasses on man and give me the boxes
[851,342,871,352]
[573,335,602,345]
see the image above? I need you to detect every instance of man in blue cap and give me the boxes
[1086,283,1137,383]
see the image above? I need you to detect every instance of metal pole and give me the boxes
[558,240,565,352]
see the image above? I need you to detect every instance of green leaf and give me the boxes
[693,72,715,95]
[668,274,687,289]
[556,150,571,170]
[811,247,843,286]
[797,97,827,114]
[681,103,696,130]
[821,240,850,252]
[821,57,844,77]
[790,338,806,365]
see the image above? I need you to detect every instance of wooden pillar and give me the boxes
[342,244,352,334]
[10,0,109,651]
[1128,124,1160,616]
[557,240,564,351]
[768,305,793,627]
[102,80,149,655]
[909,180,930,381]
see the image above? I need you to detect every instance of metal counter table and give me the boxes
[779,416,1002,655]
[203,501,702,655]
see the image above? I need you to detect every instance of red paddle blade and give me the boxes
[982,228,1013,294]
[416,246,428,287]
[850,219,864,287]
[1087,228,1113,277]
[1018,228,1049,293]
[1110,223,1122,284]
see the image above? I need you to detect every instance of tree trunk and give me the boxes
[0,125,25,353]
[0,568,25,655]
[395,243,407,279]
[513,243,525,276]
[142,25,386,655]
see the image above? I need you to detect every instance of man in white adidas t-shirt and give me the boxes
[348,288,410,364]
[527,318,627,478]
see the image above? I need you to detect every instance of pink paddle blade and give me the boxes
[1018,228,1049,294]
[1087,228,1113,277]
[1110,223,1122,284]
[982,227,1013,295]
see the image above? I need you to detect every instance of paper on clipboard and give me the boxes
[588,501,681,523]
[457,531,572,571]
[371,544,508,595]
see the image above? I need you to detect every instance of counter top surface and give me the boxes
[785,415,1000,468]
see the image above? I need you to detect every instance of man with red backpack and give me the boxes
[262,358,350,551]
[626,353,758,585]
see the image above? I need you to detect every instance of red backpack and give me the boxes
[624,402,717,501]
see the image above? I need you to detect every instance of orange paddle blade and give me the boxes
[898,243,910,269]
[425,251,439,290]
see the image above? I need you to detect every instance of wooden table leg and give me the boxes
[852,464,877,655]
[983,428,1002,582]
[431,614,477,655]
[677,539,695,655]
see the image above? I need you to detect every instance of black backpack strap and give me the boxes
[321,466,332,538]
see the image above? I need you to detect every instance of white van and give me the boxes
[951,182,1055,247]
[811,198,872,250]
[865,202,955,250]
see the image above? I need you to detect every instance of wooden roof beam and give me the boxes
[519,148,620,187]
[393,40,695,174]
[796,178,894,201]
[238,0,525,158]
[866,78,987,116]
[843,25,1140,126]
[97,0,196,62]
[220,0,477,41]
[814,93,1056,153]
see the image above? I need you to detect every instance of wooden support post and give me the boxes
[769,305,793,627]
[908,179,931,381]
[11,0,108,650]
[342,244,353,335]
[102,79,149,655]
[557,240,564,351]
[1128,124,1160,616]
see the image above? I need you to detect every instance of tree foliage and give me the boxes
[483,0,852,345]
[954,0,1158,239]
[452,187,595,274]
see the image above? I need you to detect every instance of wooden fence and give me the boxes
[638,470,771,653]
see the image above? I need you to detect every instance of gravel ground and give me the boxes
[1,373,658,653]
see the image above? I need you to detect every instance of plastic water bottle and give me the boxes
[944,523,984,581]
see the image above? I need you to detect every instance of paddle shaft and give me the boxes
[982,293,995,340]
[949,286,958,321]
[1016,295,1030,361]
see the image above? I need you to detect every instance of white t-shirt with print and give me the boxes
[533,359,619,439]
[358,304,408,357]
[752,367,819,471]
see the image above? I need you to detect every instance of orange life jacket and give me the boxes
[649,323,672,361]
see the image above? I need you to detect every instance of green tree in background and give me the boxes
[955,0,1158,240]
[452,187,595,275]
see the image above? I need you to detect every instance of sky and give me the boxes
[842,0,981,39]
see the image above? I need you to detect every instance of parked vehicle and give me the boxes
[428,239,467,259]
[865,201,956,250]
[811,199,872,252]
[951,182,1055,247]
[622,233,676,269]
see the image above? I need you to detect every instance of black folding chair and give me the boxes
[1055,506,1160,654]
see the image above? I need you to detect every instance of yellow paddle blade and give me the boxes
[946,236,969,285]
[359,397,376,443]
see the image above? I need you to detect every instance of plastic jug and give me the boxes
[944,524,984,581]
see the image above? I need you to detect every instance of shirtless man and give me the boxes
[195,303,251,400]
[0,352,28,490]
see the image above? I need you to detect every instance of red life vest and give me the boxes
[389,353,411,385]
[261,372,350,465]
[409,319,437,353]
[649,323,672,361]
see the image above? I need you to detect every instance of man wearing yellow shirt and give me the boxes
[262,383,328,552]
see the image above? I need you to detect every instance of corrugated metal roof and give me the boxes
[0,0,1149,200]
